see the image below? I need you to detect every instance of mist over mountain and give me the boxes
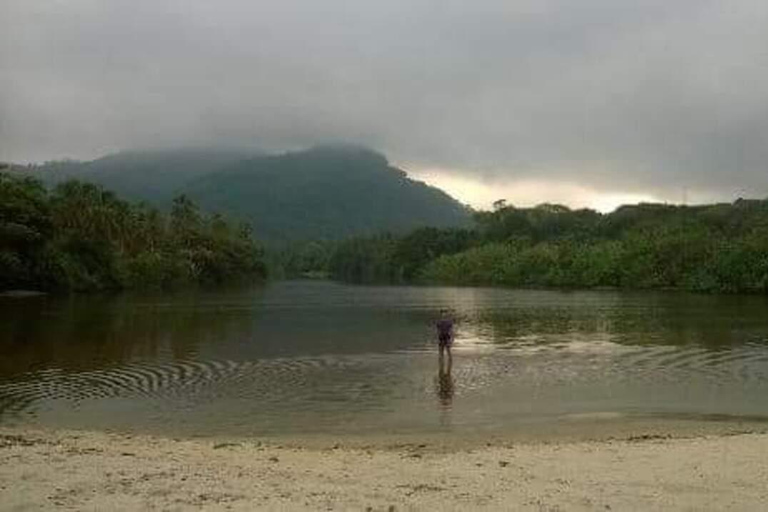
[26,148,256,204]
[16,145,472,241]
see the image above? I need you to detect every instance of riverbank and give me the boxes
[2,427,767,510]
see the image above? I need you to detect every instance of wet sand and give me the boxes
[2,426,768,511]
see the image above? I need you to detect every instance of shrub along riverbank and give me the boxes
[0,172,266,292]
[326,202,768,294]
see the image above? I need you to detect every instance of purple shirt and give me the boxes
[436,319,453,338]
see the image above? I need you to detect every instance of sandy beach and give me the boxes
[2,427,767,511]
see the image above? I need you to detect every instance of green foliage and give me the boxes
[327,228,479,283]
[183,146,472,241]
[268,240,337,279]
[473,203,601,243]
[19,146,472,242]
[391,227,479,280]
[332,200,768,294]
[328,235,399,283]
[0,172,266,292]
[0,173,52,289]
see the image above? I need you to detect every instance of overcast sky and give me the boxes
[2,0,767,210]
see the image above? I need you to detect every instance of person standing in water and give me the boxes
[436,309,454,374]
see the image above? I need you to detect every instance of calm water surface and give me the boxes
[1,281,768,437]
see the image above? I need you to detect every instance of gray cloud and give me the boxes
[2,0,768,201]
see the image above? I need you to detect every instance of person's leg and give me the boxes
[446,345,453,374]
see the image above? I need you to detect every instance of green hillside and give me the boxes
[26,148,254,204]
[14,146,472,242]
[182,146,471,241]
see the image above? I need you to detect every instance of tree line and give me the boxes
[322,201,768,294]
[6,162,768,295]
[0,172,266,292]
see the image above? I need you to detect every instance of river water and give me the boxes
[1,281,768,438]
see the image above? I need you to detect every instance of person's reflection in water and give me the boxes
[437,365,454,407]
[436,360,455,427]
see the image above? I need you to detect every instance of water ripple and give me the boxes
[2,339,768,426]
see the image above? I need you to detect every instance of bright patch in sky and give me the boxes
[407,167,660,213]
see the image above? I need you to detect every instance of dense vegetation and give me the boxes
[327,228,479,283]
[20,146,471,242]
[267,240,337,279]
[326,201,768,294]
[182,145,471,241]
[12,146,768,295]
[0,172,266,292]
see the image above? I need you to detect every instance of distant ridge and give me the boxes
[182,145,472,241]
[24,148,257,203]
[16,146,472,241]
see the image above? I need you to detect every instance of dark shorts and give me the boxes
[438,334,452,347]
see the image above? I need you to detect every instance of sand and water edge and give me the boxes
[2,421,768,511]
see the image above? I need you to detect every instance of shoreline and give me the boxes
[7,412,768,451]
[2,426,768,510]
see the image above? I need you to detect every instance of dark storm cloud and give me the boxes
[2,0,768,200]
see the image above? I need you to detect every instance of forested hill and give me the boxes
[182,146,471,241]
[21,148,255,204]
[16,146,471,241]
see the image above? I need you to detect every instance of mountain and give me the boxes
[24,148,256,204]
[11,146,472,241]
[182,146,472,241]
